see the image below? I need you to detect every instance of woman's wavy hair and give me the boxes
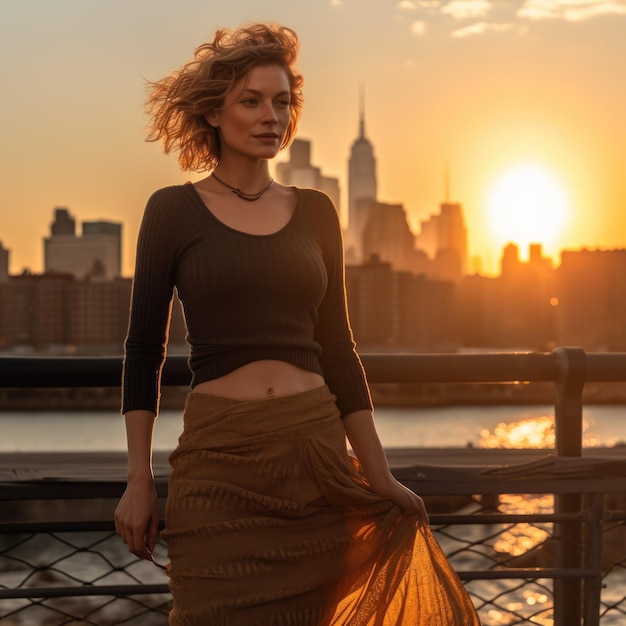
[145,23,303,172]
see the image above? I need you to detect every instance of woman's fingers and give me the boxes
[117,518,155,559]
[114,484,160,559]
[388,482,429,523]
[415,496,429,523]
[148,512,160,552]
[129,526,148,558]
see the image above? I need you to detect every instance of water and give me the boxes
[0,404,624,452]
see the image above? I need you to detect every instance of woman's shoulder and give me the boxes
[294,187,339,222]
[292,188,342,254]
[141,183,197,222]
[146,183,194,207]
[136,185,203,250]
[294,186,333,205]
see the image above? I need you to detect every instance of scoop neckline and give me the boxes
[184,182,301,238]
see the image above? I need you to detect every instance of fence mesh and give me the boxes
[1,495,624,625]
[599,513,626,624]
[0,530,170,625]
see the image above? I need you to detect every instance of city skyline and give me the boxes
[1,0,625,276]
[2,193,615,281]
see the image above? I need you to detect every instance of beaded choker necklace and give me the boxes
[211,173,274,201]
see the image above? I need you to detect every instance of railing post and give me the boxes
[553,347,586,626]
[582,492,604,626]
[554,347,586,458]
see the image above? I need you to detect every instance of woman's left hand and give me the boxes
[342,410,429,522]
[368,473,429,522]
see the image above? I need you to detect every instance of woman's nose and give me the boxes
[260,102,278,123]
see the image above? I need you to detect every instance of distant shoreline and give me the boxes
[2,382,626,411]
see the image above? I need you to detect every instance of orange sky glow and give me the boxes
[1,0,625,276]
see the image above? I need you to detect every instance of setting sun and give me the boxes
[486,164,570,258]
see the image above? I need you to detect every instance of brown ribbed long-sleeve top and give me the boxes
[122,183,372,417]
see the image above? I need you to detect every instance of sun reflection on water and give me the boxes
[479,414,600,449]
[493,494,553,557]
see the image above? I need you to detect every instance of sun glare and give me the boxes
[486,164,569,257]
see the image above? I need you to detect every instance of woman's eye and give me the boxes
[241,98,258,106]
[275,100,291,108]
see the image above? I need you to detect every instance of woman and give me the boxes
[114,23,480,625]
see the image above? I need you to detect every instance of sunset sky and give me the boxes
[1,0,625,276]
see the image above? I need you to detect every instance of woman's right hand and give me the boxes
[114,476,160,560]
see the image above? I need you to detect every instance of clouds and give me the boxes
[451,21,519,36]
[518,0,626,21]
[442,0,492,19]
[397,0,626,36]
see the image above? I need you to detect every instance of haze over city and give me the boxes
[1,0,625,276]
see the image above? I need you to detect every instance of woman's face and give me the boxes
[207,64,292,163]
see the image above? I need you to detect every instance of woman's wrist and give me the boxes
[126,468,155,483]
[124,410,157,483]
[364,468,396,490]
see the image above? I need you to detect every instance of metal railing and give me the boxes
[1,347,625,625]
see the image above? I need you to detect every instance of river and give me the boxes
[1,404,624,452]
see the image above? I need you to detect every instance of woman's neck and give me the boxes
[212,157,271,189]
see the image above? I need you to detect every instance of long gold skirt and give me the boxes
[162,385,480,625]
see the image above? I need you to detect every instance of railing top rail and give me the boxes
[1,349,626,388]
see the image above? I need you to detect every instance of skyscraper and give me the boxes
[415,201,468,281]
[44,208,122,280]
[275,138,340,210]
[346,93,377,263]
[50,208,76,236]
[362,201,427,274]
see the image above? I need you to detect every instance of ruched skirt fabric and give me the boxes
[162,385,480,625]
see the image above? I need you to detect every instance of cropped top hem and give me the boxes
[190,350,324,389]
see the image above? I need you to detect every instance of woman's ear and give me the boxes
[205,111,219,127]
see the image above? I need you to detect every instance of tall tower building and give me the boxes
[275,138,340,210]
[347,92,377,263]
[44,208,122,280]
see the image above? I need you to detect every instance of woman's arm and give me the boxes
[116,190,180,558]
[311,192,427,519]
[114,409,160,559]
[312,194,372,416]
[343,409,429,521]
